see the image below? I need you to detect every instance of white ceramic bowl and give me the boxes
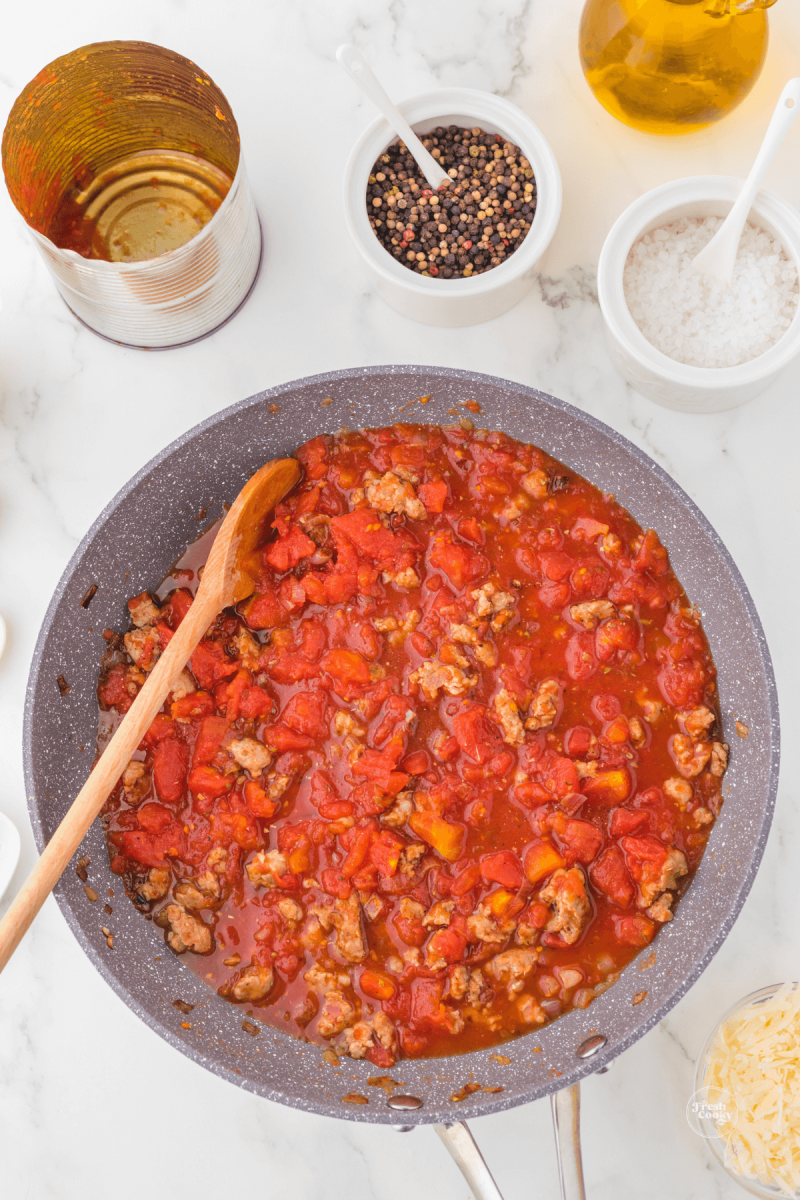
[597,177,800,414]
[342,88,562,327]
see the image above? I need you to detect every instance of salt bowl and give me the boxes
[597,176,800,413]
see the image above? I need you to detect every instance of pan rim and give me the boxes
[22,363,780,1123]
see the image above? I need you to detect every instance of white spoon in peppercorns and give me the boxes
[337,44,450,191]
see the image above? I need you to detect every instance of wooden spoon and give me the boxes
[0,456,301,974]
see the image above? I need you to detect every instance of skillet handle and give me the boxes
[433,1121,505,1200]
[551,1083,586,1200]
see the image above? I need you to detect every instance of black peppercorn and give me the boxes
[366,124,537,279]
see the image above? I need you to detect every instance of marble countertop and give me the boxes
[1,2,799,1197]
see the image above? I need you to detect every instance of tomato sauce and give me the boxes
[97,423,727,1068]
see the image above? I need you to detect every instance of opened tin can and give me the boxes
[2,41,262,348]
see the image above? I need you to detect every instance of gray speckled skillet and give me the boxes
[23,365,779,1125]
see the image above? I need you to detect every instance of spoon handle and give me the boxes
[693,77,800,282]
[727,78,800,230]
[0,585,219,975]
[337,44,450,190]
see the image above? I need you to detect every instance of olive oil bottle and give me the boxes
[579,0,776,135]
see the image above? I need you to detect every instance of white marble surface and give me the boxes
[1,2,800,1197]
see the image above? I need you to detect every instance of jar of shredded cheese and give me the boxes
[694,983,800,1197]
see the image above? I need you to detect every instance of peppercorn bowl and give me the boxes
[597,176,800,413]
[343,88,561,326]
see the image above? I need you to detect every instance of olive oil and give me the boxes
[579,0,776,136]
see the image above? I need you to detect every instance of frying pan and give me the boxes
[23,366,779,1196]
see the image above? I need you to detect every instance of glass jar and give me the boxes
[579,0,777,135]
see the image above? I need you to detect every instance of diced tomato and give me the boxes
[539,580,571,609]
[171,691,215,722]
[565,632,598,681]
[360,969,396,1001]
[209,800,260,850]
[155,620,174,650]
[418,479,448,513]
[409,812,464,862]
[279,576,307,615]
[263,724,314,752]
[546,813,603,863]
[457,516,484,544]
[268,651,320,685]
[373,695,415,746]
[410,978,462,1033]
[592,693,621,721]
[571,517,609,541]
[238,684,275,720]
[400,750,429,775]
[192,715,230,766]
[303,771,337,819]
[390,441,428,472]
[597,618,638,661]
[152,738,189,804]
[353,736,405,790]
[281,691,329,738]
[341,825,372,878]
[136,802,171,834]
[323,572,360,605]
[301,572,327,605]
[369,830,406,877]
[98,663,133,713]
[320,868,352,900]
[330,509,417,570]
[216,669,250,720]
[427,926,468,965]
[161,587,191,627]
[582,768,632,806]
[538,551,573,582]
[452,704,503,764]
[524,838,566,884]
[298,619,327,660]
[119,822,185,868]
[243,779,281,820]
[571,561,609,597]
[265,523,316,572]
[480,851,525,889]
[542,756,580,798]
[190,640,239,691]
[320,647,372,685]
[563,726,596,759]
[392,904,426,946]
[612,913,656,947]
[296,436,327,479]
[429,535,487,590]
[657,658,708,708]
[619,834,671,878]
[188,764,233,800]
[590,846,634,908]
[242,585,286,630]
[609,807,649,837]
[632,528,669,576]
[142,712,177,747]
[451,862,482,896]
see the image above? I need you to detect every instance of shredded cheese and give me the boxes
[704,983,800,1195]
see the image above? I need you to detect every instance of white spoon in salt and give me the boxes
[690,77,800,287]
[336,44,450,191]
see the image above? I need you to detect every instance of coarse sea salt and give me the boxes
[623,216,799,369]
